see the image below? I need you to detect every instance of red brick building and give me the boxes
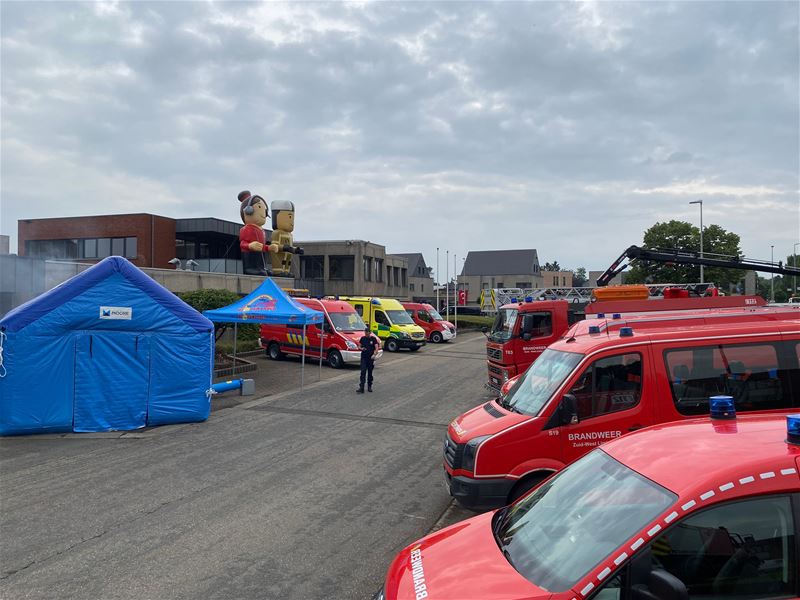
[18,214,175,268]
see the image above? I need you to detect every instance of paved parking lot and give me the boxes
[1,332,489,600]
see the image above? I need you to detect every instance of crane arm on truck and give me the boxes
[596,245,800,287]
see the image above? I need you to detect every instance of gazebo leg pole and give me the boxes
[233,323,238,375]
[301,323,306,390]
[319,321,323,381]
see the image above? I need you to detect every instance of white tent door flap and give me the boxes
[73,333,150,432]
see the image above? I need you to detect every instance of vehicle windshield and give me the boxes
[496,449,676,592]
[329,311,366,332]
[489,308,518,342]
[501,349,582,416]
[386,309,415,325]
[427,308,445,321]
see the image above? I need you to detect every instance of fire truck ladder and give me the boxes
[596,245,800,288]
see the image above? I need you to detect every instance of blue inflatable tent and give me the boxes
[0,257,214,435]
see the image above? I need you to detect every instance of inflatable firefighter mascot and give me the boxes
[269,200,304,276]
[237,190,278,276]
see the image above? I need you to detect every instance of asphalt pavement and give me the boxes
[0,332,491,600]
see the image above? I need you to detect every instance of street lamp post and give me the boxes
[771,245,775,302]
[793,242,799,297]
[689,200,704,284]
[446,250,450,321]
[436,247,440,311]
[454,253,458,331]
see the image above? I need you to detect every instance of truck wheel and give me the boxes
[327,349,343,369]
[430,331,443,343]
[267,342,284,360]
[508,473,551,504]
[385,339,399,352]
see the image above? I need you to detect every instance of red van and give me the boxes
[260,298,378,368]
[446,318,800,510]
[401,302,455,343]
[379,413,800,600]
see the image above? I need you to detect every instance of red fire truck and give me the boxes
[260,297,377,368]
[485,294,768,390]
[486,244,800,391]
[379,412,800,600]
[453,317,800,510]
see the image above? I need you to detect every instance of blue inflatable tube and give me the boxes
[212,379,243,394]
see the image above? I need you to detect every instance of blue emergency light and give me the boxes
[371,298,381,304]
[710,395,736,420]
[525,296,533,303]
[588,325,601,334]
[612,313,621,319]
[619,327,633,337]
[511,297,518,303]
[597,313,605,318]
[787,414,800,445]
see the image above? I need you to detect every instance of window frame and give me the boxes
[588,493,800,600]
[566,351,644,420]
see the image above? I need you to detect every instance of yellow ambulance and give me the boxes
[339,297,427,352]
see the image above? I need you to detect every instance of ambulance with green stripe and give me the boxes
[340,297,426,352]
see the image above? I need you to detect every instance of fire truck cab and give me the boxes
[380,413,800,600]
[452,318,800,511]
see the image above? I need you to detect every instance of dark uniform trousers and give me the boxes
[359,354,374,388]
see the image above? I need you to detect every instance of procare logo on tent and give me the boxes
[99,306,133,320]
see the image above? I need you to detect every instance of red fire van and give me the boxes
[379,413,800,600]
[260,298,378,368]
[401,302,455,343]
[447,318,800,510]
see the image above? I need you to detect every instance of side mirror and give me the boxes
[522,332,532,341]
[560,393,579,425]
[636,569,688,600]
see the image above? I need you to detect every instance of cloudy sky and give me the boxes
[1,1,798,277]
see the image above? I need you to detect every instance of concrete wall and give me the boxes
[292,240,410,299]
[0,255,293,317]
[542,271,574,287]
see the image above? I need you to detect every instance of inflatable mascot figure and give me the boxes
[270,200,304,276]
[238,190,279,276]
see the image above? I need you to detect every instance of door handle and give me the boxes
[628,424,644,432]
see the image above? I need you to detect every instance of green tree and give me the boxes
[542,261,561,271]
[625,220,743,290]
[573,267,588,287]
[178,289,259,348]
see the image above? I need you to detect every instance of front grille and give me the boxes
[487,347,502,361]
[411,332,425,340]
[487,364,503,390]
[443,434,465,470]
[483,402,504,418]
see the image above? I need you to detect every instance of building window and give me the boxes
[363,256,373,281]
[421,284,424,293]
[401,268,407,287]
[387,266,392,285]
[301,255,324,279]
[497,282,504,289]
[125,237,137,259]
[97,238,111,258]
[84,239,97,258]
[330,255,354,280]
[410,283,415,292]
[111,238,125,256]
[375,258,383,282]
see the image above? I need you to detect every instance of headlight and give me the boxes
[397,331,410,338]
[462,435,490,472]
[345,340,358,350]
[502,371,509,381]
